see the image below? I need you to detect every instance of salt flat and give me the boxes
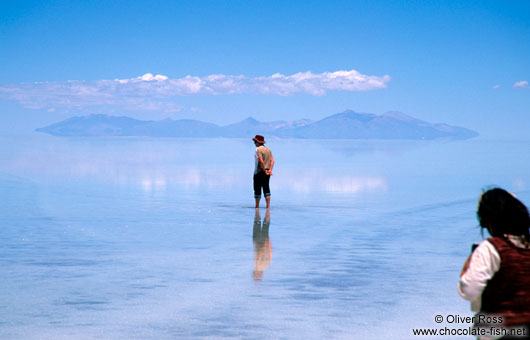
[1,136,528,339]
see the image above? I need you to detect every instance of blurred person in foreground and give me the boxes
[459,188,530,339]
[252,135,274,209]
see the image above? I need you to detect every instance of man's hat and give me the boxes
[252,135,266,144]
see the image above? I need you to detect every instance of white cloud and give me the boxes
[513,80,529,88]
[492,84,500,89]
[0,70,390,112]
[278,173,387,194]
[138,73,168,81]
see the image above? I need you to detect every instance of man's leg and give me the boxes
[253,174,261,208]
[263,174,271,208]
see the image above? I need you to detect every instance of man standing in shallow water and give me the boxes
[252,135,274,209]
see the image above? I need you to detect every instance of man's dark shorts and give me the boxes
[253,172,271,198]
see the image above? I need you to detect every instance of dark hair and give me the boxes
[477,188,530,239]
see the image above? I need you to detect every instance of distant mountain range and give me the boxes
[36,110,478,140]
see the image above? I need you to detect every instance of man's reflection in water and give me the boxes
[253,208,272,281]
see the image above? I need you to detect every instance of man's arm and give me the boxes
[258,155,266,172]
[266,155,274,175]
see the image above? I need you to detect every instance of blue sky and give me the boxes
[1,0,529,137]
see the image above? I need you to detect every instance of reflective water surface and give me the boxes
[1,136,529,339]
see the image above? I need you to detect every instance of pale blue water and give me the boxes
[1,136,529,339]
